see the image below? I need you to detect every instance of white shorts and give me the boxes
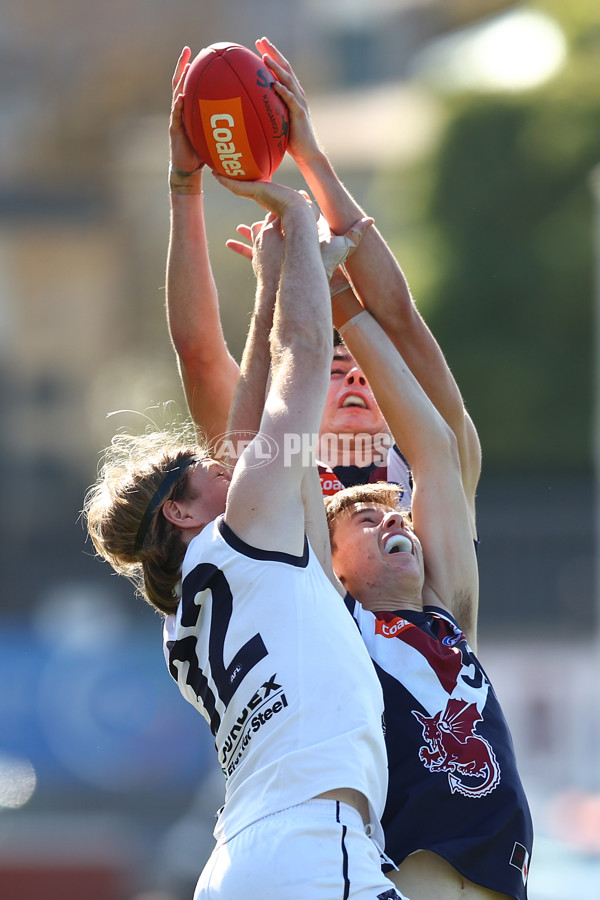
[194,799,406,900]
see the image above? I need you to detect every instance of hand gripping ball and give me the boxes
[182,42,290,181]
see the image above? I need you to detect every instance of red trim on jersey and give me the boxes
[374,611,463,696]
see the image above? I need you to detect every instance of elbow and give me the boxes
[413,417,460,473]
[171,331,208,364]
[440,419,461,468]
[175,334,233,373]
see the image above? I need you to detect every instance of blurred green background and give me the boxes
[398,7,599,472]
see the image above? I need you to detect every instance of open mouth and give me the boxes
[340,392,368,409]
[384,534,413,554]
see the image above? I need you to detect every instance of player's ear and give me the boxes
[162,498,206,532]
[162,499,186,527]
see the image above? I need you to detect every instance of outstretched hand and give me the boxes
[319,216,375,279]
[226,213,284,292]
[226,223,254,262]
[213,172,317,221]
[226,189,315,261]
[254,36,319,167]
[170,47,205,175]
[225,203,374,281]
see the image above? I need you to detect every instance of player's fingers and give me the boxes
[225,240,253,261]
[346,217,375,251]
[171,68,190,113]
[236,224,253,241]
[261,54,303,99]
[170,91,184,123]
[251,212,277,239]
[249,211,276,231]
[172,48,191,92]
[257,212,282,239]
[214,173,308,220]
[213,172,258,196]
[271,79,305,116]
[256,37,291,74]
[212,172,278,207]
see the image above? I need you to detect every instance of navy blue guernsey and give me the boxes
[344,596,533,900]
[319,445,413,499]
[334,445,411,491]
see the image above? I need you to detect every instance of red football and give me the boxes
[182,42,289,181]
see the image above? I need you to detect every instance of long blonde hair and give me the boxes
[83,424,210,615]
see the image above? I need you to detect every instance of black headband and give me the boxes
[133,457,197,554]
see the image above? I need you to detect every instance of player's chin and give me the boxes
[334,410,381,430]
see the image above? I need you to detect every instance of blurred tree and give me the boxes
[385,1,600,472]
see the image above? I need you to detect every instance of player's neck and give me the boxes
[354,583,423,615]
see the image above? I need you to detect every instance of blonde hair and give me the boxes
[83,424,210,615]
[325,482,410,547]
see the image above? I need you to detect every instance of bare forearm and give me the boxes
[227,288,274,439]
[166,189,239,441]
[341,310,454,470]
[300,151,480,501]
[261,42,414,342]
[298,149,413,307]
[167,189,222,356]
[271,206,332,366]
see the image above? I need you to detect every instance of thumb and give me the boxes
[344,216,374,253]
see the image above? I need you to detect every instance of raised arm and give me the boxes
[225,214,281,442]
[214,177,333,559]
[256,37,481,520]
[341,309,479,647]
[166,48,240,445]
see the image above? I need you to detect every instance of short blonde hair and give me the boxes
[83,424,209,615]
[325,482,410,547]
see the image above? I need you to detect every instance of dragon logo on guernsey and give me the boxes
[412,698,501,798]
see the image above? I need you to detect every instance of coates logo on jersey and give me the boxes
[211,430,278,469]
[318,463,344,496]
[412,698,501,798]
[374,614,413,639]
